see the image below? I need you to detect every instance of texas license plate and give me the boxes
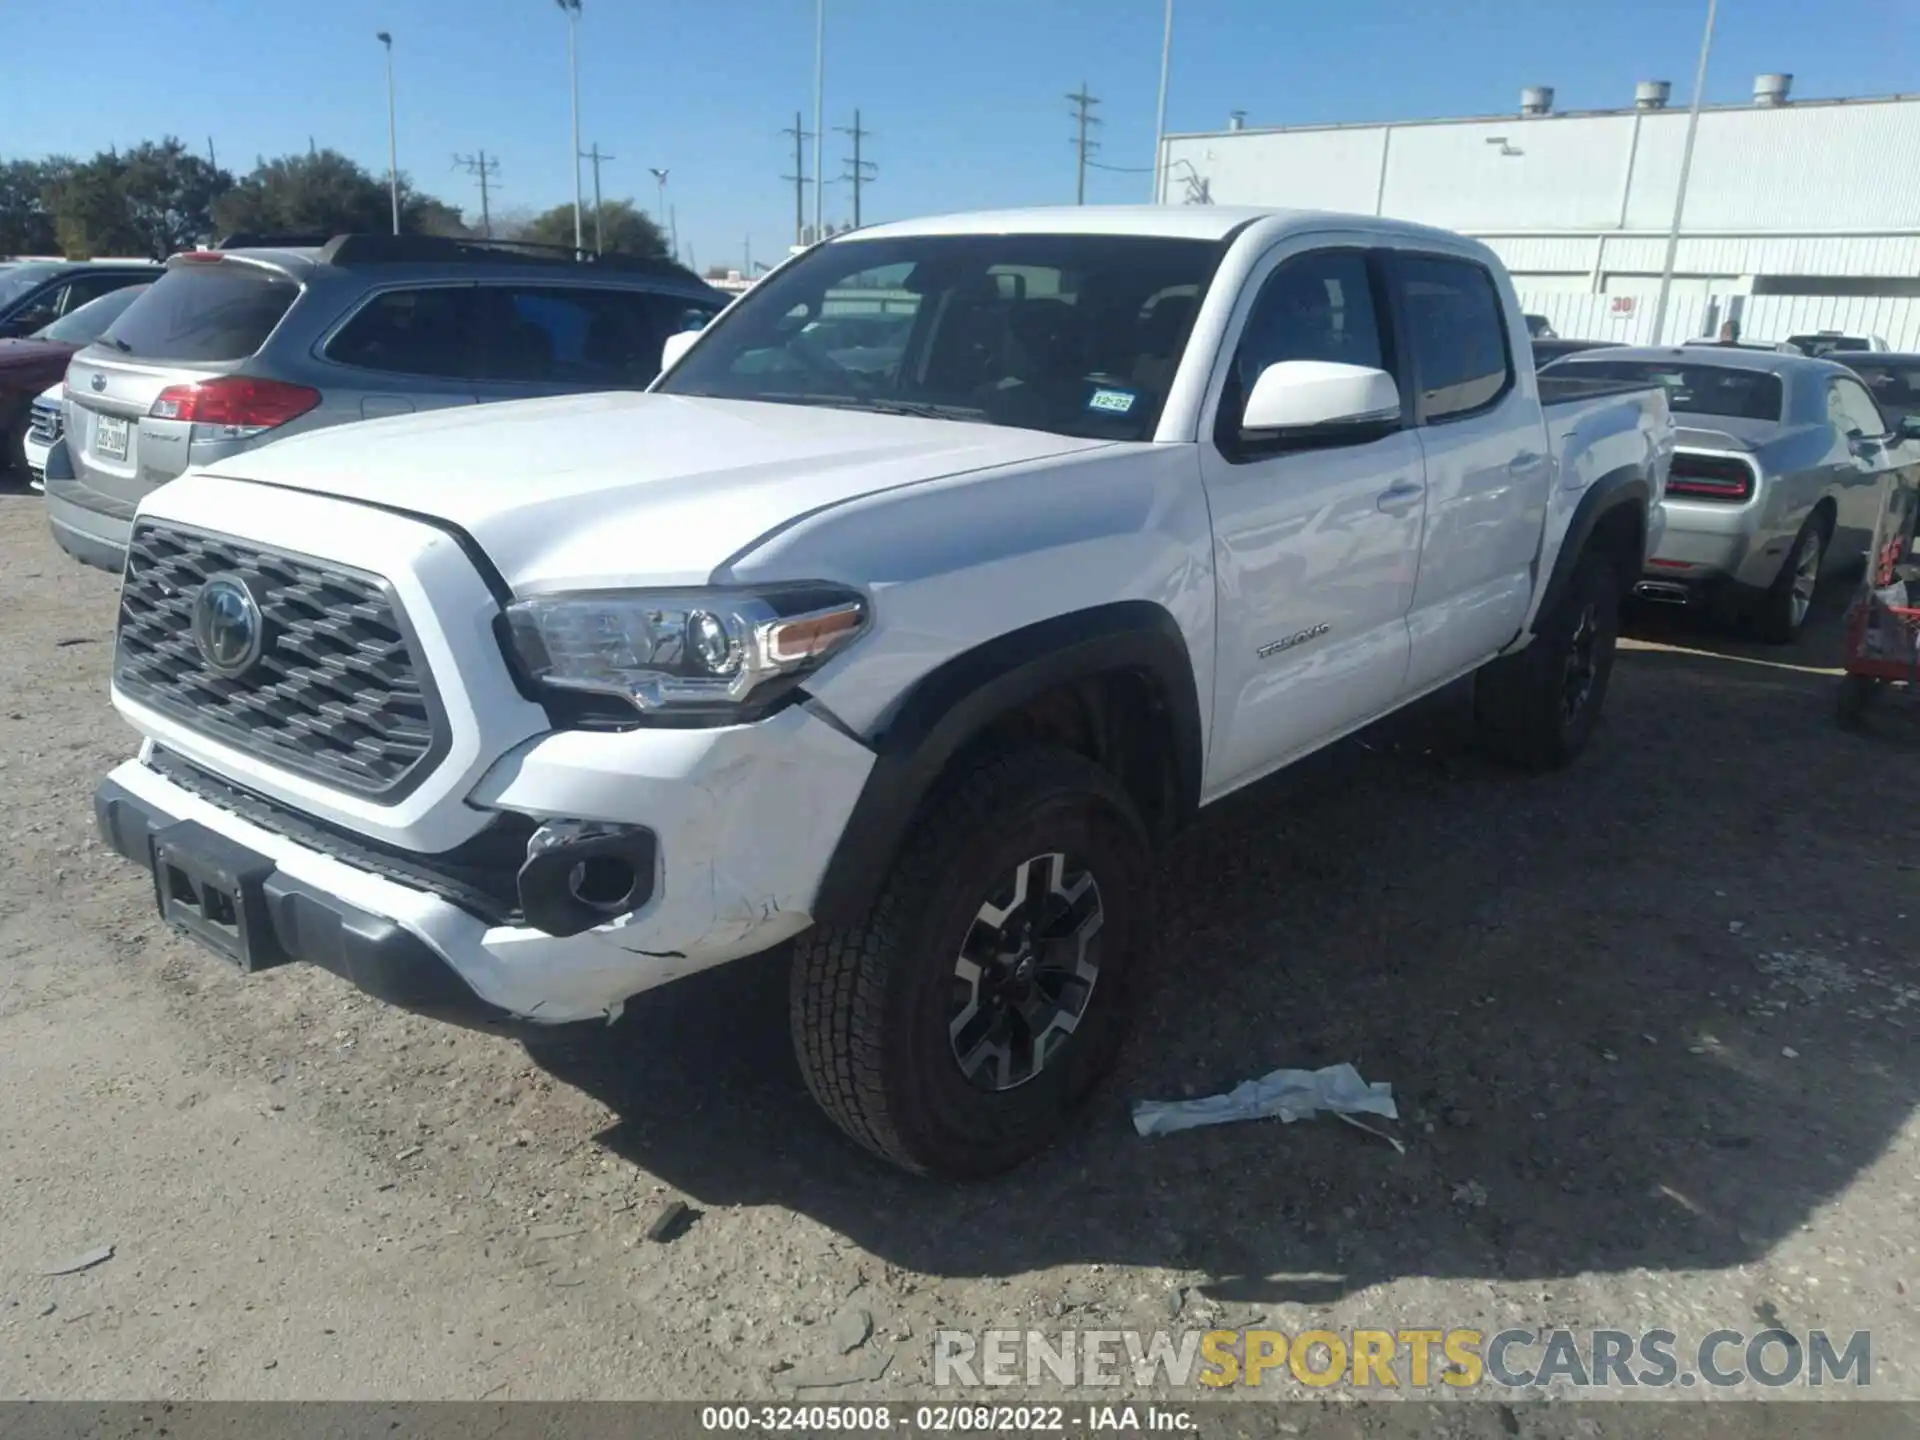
[93,413,130,463]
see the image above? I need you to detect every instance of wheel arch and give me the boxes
[1537,464,1651,625]
[808,600,1203,926]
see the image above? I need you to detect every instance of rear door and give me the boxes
[64,259,299,508]
[1387,249,1552,695]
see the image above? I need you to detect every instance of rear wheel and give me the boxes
[1473,549,1621,771]
[1752,512,1829,645]
[790,746,1153,1178]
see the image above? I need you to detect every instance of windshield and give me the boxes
[1848,359,1920,420]
[0,263,62,311]
[653,232,1226,441]
[31,283,150,345]
[1550,359,1785,422]
[1790,334,1869,357]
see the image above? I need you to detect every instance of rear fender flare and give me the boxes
[1533,465,1651,628]
[808,600,1203,925]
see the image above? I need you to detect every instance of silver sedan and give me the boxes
[1542,344,1920,642]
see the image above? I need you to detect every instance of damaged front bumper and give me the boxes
[93,702,877,1026]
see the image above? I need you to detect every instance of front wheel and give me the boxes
[1473,550,1621,771]
[790,746,1154,1178]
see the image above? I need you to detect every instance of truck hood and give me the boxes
[197,391,1111,590]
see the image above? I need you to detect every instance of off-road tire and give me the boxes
[1752,511,1830,645]
[790,745,1153,1179]
[1473,550,1621,771]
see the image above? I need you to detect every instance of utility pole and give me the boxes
[1151,0,1173,202]
[837,110,875,229]
[556,0,584,253]
[582,142,614,254]
[453,150,500,238]
[743,235,751,274]
[648,167,670,257]
[377,31,399,233]
[1652,0,1719,345]
[207,136,217,170]
[781,111,813,245]
[812,0,826,246]
[1066,83,1102,205]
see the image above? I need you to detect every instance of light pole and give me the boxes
[649,168,671,257]
[377,31,399,233]
[1151,0,1173,203]
[1652,0,1718,345]
[556,0,584,253]
[812,0,825,243]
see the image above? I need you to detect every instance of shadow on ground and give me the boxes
[526,594,1920,1303]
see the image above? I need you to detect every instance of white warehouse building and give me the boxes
[1158,75,1920,350]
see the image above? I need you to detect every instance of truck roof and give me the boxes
[845,205,1485,250]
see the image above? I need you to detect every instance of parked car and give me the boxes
[21,382,60,492]
[1842,353,1920,425]
[93,206,1673,1177]
[0,260,158,340]
[1530,337,1619,367]
[1544,344,1920,641]
[0,283,150,478]
[1786,331,1890,358]
[46,234,728,571]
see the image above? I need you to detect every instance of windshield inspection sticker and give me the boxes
[1088,388,1138,415]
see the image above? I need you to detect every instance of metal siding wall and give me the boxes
[1519,290,1920,348]
[1160,129,1386,213]
[1379,115,1637,229]
[1597,233,1920,277]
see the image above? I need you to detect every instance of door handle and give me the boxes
[1376,479,1424,514]
[1507,452,1544,474]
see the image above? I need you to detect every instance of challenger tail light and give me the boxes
[1665,452,1755,503]
[149,377,321,431]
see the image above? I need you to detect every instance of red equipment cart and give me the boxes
[1837,464,1920,727]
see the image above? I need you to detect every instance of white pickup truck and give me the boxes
[94,207,1672,1178]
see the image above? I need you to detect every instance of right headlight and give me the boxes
[504,583,869,721]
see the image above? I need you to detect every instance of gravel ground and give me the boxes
[2,490,1918,1420]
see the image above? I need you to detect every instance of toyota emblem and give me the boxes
[192,574,266,678]
[90,373,106,393]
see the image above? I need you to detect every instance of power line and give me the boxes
[836,109,876,229]
[1066,83,1102,205]
[452,150,501,238]
[780,111,814,246]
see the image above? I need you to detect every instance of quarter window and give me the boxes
[1396,254,1512,421]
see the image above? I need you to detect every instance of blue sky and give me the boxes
[8,0,1918,272]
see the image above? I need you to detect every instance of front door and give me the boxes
[1198,240,1426,797]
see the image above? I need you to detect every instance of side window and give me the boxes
[479,286,667,386]
[1829,377,1888,438]
[1217,249,1388,447]
[64,272,145,309]
[1395,254,1512,422]
[11,283,68,332]
[325,287,478,379]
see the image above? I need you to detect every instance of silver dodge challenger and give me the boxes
[1542,343,1920,642]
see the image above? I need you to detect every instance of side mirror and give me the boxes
[1898,415,1920,442]
[1241,360,1401,435]
[659,329,700,374]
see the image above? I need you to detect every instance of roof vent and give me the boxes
[1635,80,1671,111]
[1228,110,1246,131]
[1520,86,1554,117]
[1754,73,1792,106]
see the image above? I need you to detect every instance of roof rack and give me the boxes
[309,232,709,284]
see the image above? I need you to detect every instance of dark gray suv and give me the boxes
[46,234,727,571]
